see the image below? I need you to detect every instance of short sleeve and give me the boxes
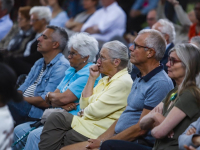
[144,81,173,109]
[68,76,89,99]
[175,90,199,119]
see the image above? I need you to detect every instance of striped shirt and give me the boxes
[23,67,44,97]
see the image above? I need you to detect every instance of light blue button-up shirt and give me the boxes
[0,14,13,41]
[18,53,70,118]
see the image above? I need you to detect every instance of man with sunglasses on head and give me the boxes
[65,29,174,150]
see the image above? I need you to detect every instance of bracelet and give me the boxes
[46,92,50,97]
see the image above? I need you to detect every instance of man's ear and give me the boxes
[147,49,156,58]
[52,41,59,49]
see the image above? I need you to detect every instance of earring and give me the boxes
[84,61,85,63]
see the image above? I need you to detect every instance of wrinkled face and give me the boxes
[166,51,185,82]
[97,48,115,75]
[194,3,200,21]
[82,0,97,9]
[17,13,30,29]
[30,13,45,33]
[146,10,157,28]
[37,28,55,53]
[67,48,86,70]
[129,33,150,65]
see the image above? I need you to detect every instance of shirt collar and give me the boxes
[46,53,63,66]
[137,64,164,82]
[102,68,128,85]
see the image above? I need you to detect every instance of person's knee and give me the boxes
[101,140,114,150]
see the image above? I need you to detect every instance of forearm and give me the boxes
[110,123,147,141]
[24,96,49,108]
[97,120,118,141]
[82,76,96,98]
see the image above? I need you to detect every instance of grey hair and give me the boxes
[169,43,200,94]
[102,40,132,73]
[156,19,176,43]
[0,0,14,14]
[138,29,167,61]
[46,25,68,52]
[68,32,99,62]
[30,6,51,24]
[191,36,200,48]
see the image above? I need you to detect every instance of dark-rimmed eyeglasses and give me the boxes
[30,19,39,23]
[168,57,182,66]
[68,51,78,57]
[133,42,153,51]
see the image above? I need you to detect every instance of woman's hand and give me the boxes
[89,64,100,79]
[62,103,79,111]
[77,109,84,117]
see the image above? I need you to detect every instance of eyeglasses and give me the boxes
[98,53,107,61]
[68,51,78,57]
[168,57,182,66]
[132,42,152,51]
[30,19,39,23]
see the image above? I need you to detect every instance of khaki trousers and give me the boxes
[39,111,89,150]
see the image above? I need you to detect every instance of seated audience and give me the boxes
[0,0,14,41]
[152,19,175,73]
[65,0,98,36]
[0,63,23,150]
[109,43,200,150]
[189,2,200,40]
[38,40,133,150]
[13,32,101,150]
[127,0,159,33]
[144,9,157,29]
[81,0,126,44]
[61,29,174,150]
[5,6,51,76]
[0,6,35,55]
[48,0,69,27]
[157,0,194,45]
[8,25,70,126]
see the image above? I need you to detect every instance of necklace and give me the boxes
[170,92,177,101]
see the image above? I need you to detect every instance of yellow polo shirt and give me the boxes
[71,68,133,139]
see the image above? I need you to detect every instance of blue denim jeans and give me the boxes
[13,121,43,150]
[100,140,153,150]
[8,100,33,125]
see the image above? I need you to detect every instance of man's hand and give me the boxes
[187,127,196,135]
[62,103,79,111]
[85,139,101,149]
[184,145,197,150]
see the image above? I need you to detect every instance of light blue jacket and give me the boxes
[18,53,70,118]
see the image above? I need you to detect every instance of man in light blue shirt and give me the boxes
[0,0,14,41]
[8,25,70,125]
